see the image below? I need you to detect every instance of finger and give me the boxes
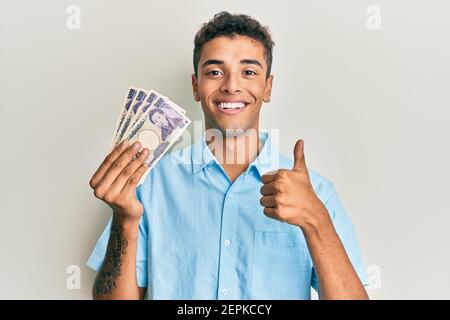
[97,141,142,191]
[292,139,306,171]
[260,195,276,208]
[121,163,149,196]
[109,149,149,194]
[260,182,276,196]
[261,171,278,184]
[263,207,277,219]
[90,140,129,189]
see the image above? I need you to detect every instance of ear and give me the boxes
[263,75,274,103]
[191,74,200,102]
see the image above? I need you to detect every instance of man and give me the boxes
[87,12,368,300]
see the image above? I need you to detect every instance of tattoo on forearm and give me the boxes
[94,222,128,295]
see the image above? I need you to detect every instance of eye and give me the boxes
[207,70,222,77]
[244,70,257,76]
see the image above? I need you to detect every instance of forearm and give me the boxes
[93,215,143,300]
[302,210,368,300]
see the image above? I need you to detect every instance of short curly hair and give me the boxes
[193,12,274,79]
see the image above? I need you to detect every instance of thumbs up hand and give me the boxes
[260,140,328,228]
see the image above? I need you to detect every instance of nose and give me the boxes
[220,73,242,95]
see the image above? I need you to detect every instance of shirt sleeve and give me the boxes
[86,184,149,288]
[311,184,368,293]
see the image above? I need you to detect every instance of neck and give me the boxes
[205,126,262,167]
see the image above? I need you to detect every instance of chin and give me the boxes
[224,128,250,137]
[211,120,256,136]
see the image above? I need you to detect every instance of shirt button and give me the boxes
[222,288,229,296]
[224,239,231,246]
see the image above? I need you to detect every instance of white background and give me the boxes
[1,0,449,299]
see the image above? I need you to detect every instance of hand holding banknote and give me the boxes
[89,86,191,220]
[111,87,190,183]
[89,140,150,221]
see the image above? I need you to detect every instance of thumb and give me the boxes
[292,139,306,171]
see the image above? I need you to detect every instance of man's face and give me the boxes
[192,35,273,135]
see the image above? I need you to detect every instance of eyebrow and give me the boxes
[201,59,264,69]
[240,59,263,68]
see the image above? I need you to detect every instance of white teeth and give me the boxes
[217,102,246,109]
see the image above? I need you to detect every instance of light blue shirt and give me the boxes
[87,131,367,299]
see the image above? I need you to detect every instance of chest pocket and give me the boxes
[251,231,311,295]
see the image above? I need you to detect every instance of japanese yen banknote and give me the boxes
[111,87,191,184]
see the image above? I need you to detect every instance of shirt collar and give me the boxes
[191,132,218,174]
[191,130,280,178]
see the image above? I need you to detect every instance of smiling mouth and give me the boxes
[214,101,249,114]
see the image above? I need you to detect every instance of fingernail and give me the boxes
[133,142,141,150]
[139,149,148,158]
